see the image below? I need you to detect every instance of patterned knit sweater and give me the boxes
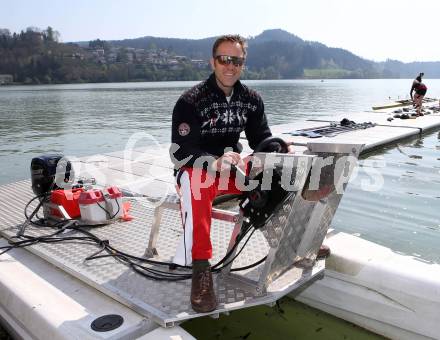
[170,73,272,169]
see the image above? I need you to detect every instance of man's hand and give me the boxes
[212,151,244,172]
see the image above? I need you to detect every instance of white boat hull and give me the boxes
[295,232,440,340]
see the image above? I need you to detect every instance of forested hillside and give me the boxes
[1,27,439,84]
[0,27,210,84]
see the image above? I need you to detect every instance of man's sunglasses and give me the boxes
[215,55,245,67]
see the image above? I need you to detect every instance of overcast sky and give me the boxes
[2,0,439,63]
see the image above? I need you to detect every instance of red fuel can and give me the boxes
[50,188,83,218]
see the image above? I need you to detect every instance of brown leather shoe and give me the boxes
[191,265,217,313]
[317,244,331,259]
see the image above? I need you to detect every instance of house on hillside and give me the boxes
[191,59,208,69]
[0,74,13,85]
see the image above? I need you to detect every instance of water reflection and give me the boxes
[334,129,440,263]
[1,80,440,263]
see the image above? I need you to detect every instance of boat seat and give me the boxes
[143,192,243,258]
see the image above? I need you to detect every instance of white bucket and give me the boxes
[79,187,123,224]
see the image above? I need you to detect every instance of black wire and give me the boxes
[231,256,267,272]
[23,193,47,220]
[79,219,263,280]
[84,219,259,281]
[213,227,256,272]
[2,193,267,281]
[1,223,94,255]
[96,194,121,220]
[211,220,254,270]
[83,213,261,276]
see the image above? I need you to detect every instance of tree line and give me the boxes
[0,27,211,84]
[1,27,439,85]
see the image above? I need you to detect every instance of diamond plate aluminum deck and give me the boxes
[0,180,324,327]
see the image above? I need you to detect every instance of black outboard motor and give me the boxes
[31,155,72,196]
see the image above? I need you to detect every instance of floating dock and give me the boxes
[1,143,361,327]
[371,97,437,110]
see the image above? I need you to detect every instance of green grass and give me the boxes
[182,298,386,340]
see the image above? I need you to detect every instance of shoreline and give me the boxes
[1,77,429,87]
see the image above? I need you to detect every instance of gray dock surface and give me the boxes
[1,101,439,327]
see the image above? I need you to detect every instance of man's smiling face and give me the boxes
[210,41,245,96]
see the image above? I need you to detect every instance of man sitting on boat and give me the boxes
[410,72,427,116]
[169,34,329,313]
[170,34,272,313]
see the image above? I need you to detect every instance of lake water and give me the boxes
[1,79,439,263]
